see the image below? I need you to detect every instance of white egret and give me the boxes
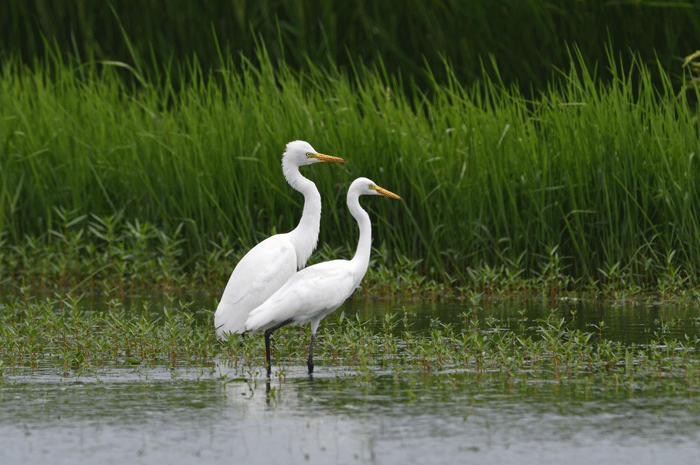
[244,177,401,375]
[214,141,345,338]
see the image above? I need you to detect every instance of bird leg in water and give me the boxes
[264,319,293,377]
[307,334,316,374]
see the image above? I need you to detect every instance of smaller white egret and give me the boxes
[214,141,345,338]
[245,177,401,375]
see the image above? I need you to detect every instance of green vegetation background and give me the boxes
[2,0,700,290]
[3,0,700,91]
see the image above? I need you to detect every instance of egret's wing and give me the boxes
[214,235,297,336]
[245,260,355,332]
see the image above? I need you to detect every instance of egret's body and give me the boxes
[245,177,401,374]
[214,141,344,338]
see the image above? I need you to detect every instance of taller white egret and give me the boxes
[245,177,401,375]
[214,141,345,338]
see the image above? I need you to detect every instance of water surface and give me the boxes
[2,297,700,464]
[3,364,700,464]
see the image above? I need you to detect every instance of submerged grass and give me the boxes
[2,46,700,289]
[1,291,699,397]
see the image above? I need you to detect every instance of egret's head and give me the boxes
[283,140,345,166]
[351,177,402,200]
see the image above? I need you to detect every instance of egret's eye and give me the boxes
[306,152,314,158]
[369,184,377,190]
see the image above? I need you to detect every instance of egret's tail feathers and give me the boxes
[214,304,248,339]
[244,306,284,334]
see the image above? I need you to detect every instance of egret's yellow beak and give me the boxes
[310,153,346,163]
[373,185,402,200]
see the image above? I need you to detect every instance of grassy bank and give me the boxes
[2,49,700,288]
[2,218,698,300]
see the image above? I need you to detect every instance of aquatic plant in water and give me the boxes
[1,292,698,398]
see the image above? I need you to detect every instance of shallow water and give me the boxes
[65,290,700,342]
[347,295,700,344]
[2,297,700,464]
[2,364,700,464]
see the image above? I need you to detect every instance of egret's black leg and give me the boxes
[263,319,293,377]
[264,330,273,377]
[307,333,316,374]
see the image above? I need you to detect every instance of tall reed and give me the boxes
[2,47,699,287]
[2,0,700,92]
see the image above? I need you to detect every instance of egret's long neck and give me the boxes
[283,161,321,269]
[347,192,372,282]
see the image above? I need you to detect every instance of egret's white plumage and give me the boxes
[214,141,344,338]
[244,177,401,374]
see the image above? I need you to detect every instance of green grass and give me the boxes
[2,47,700,289]
[2,208,699,302]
